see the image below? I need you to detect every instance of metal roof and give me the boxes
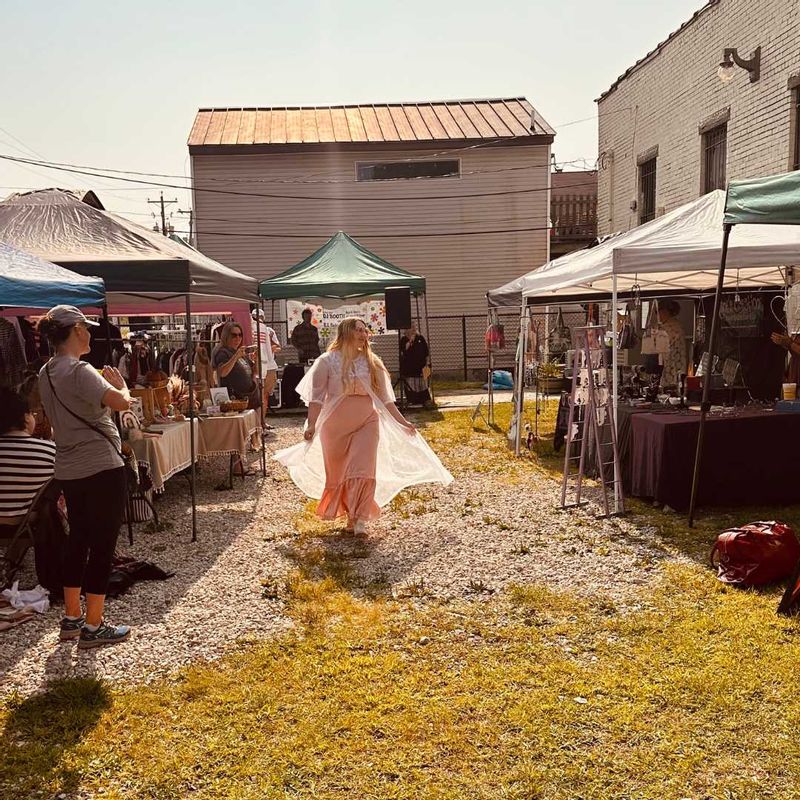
[597,1,719,102]
[188,98,554,147]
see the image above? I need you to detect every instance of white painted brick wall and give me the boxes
[597,0,800,235]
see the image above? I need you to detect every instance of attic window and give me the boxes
[356,159,460,182]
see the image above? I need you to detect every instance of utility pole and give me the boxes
[177,208,194,246]
[147,192,178,235]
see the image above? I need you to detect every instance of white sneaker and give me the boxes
[354,520,367,535]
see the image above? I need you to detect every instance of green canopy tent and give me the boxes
[689,169,800,527]
[258,231,426,299]
[258,232,433,402]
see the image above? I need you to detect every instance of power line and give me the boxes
[188,224,555,239]
[0,153,596,201]
[0,152,595,185]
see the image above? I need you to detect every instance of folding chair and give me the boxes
[0,479,63,593]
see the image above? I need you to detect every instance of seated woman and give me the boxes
[0,387,56,528]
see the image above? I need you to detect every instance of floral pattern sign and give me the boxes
[287,300,390,342]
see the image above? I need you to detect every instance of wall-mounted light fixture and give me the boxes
[718,46,761,83]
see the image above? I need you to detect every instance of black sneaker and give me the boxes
[59,615,85,641]
[78,621,131,650]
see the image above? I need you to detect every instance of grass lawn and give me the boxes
[3,404,800,799]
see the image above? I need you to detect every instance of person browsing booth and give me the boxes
[37,305,133,649]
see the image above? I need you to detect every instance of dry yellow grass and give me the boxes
[4,402,800,798]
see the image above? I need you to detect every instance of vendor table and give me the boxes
[198,409,258,459]
[629,408,800,510]
[128,411,258,494]
[129,419,197,493]
[582,403,673,491]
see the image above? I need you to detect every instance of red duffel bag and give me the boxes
[711,521,800,587]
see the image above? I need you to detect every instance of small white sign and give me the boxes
[210,387,230,405]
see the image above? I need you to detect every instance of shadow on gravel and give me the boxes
[0,464,266,691]
[279,528,390,596]
[0,678,110,796]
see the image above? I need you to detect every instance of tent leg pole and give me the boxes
[185,294,198,543]
[611,275,621,514]
[488,349,494,426]
[423,293,435,404]
[514,304,527,457]
[688,223,732,527]
[102,305,111,365]
[256,300,267,477]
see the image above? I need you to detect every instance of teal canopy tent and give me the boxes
[258,232,426,300]
[0,240,105,309]
[690,169,800,527]
[724,170,800,226]
[258,231,433,404]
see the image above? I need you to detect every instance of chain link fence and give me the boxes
[265,309,589,380]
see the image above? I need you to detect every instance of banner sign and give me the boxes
[287,300,390,342]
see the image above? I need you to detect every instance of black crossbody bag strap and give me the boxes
[44,363,137,489]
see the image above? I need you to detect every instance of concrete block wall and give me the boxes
[597,0,800,235]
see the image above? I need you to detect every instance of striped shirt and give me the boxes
[0,434,56,519]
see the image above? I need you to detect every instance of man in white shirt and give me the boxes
[252,309,281,416]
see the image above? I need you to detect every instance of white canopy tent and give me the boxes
[495,189,800,459]
[520,191,800,305]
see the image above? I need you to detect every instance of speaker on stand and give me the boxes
[385,287,412,410]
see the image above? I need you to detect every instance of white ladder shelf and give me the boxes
[560,325,624,517]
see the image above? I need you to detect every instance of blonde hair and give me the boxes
[213,320,245,360]
[328,317,386,393]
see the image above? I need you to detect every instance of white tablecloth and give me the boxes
[129,411,258,490]
[129,419,198,492]
[198,410,259,459]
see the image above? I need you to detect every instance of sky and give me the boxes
[1,0,705,234]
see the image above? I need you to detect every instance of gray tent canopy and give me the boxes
[0,189,259,543]
[0,190,256,304]
[259,231,426,300]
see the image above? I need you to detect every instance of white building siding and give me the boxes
[190,144,550,315]
[597,0,800,235]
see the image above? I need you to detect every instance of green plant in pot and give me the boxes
[537,360,567,393]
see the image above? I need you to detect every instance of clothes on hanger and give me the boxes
[85,318,125,369]
[0,317,26,388]
[18,317,38,362]
[118,344,155,385]
[194,347,215,392]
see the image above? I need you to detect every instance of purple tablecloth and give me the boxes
[630,409,800,511]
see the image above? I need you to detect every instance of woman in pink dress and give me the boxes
[275,318,452,534]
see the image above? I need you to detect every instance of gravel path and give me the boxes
[1,413,683,698]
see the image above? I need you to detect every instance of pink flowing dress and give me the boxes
[274,351,453,519]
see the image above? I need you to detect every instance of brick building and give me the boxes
[596,0,800,236]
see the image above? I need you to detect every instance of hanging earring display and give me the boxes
[694,299,707,345]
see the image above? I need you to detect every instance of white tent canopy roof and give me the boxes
[519,191,800,303]
[487,247,589,306]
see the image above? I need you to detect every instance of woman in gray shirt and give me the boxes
[38,305,133,649]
